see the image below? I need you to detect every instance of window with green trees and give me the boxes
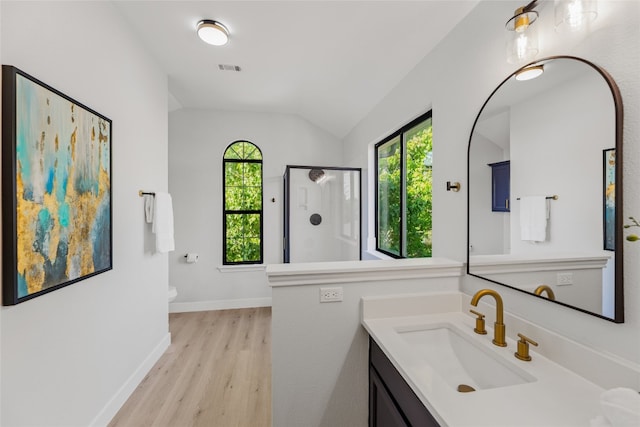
[375,111,433,258]
[223,141,263,264]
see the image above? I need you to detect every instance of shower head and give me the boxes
[308,168,325,183]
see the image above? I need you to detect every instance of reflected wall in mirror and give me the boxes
[467,56,623,322]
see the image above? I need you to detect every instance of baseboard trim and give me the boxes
[169,297,272,313]
[89,332,171,427]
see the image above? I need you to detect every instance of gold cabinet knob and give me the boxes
[470,309,487,335]
[514,333,538,361]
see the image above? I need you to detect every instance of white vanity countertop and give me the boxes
[362,292,606,426]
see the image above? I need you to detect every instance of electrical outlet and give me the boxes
[557,272,573,286]
[320,287,343,303]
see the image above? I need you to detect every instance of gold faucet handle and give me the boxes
[469,309,487,335]
[514,333,539,361]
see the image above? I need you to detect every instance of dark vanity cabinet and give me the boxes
[369,338,440,427]
[488,161,510,212]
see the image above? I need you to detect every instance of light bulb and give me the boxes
[506,8,539,65]
[506,27,539,64]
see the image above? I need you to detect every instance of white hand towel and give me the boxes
[152,192,175,253]
[520,196,547,242]
[144,194,154,224]
[600,388,640,427]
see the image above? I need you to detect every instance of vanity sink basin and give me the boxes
[396,323,535,391]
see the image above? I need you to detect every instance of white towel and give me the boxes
[520,196,547,242]
[152,192,175,253]
[600,388,640,427]
[143,194,154,224]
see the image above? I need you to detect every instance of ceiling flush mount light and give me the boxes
[515,64,544,81]
[505,0,540,64]
[197,20,229,46]
[554,0,597,33]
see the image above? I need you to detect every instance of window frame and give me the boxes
[222,140,264,265]
[374,110,433,259]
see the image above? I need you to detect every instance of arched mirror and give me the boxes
[467,56,623,323]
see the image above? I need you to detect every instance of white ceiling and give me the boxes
[115,1,479,138]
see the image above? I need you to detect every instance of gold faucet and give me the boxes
[534,285,556,300]
[514,333,538,361]
[470,289,507,347]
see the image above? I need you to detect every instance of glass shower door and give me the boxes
[284,166,361,263]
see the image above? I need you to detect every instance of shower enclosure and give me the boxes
[283,166,361,263]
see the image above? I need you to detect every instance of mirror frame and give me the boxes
[466,55,624,323]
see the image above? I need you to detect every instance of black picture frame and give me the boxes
[2,65,113,305]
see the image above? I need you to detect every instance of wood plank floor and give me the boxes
[109,307,272,427]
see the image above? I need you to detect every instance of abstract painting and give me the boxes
[603,148,615,251]
[2,66,112,305]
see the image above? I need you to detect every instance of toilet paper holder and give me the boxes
[184,253,199,263]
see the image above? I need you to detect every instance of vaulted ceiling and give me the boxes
[115,1,478,138]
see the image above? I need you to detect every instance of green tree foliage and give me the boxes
[377,125,432,257]
[224,142,262,263]
[406,127,433,257]
[378,138,401,255]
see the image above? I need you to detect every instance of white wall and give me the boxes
[268,259,462,427]
[288,168,360,263]
[510,71,612,253]
[468,133,507,255]
[168,109,343,310]
[343,0,640,365]
[1,2,169,426]
[481,264,604,314]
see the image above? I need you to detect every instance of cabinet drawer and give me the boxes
[370,367,409,427]
[369,337,440,427]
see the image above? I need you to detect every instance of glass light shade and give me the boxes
[506,24,539,65]
[197,20,229,46]
[554,0,598,32]
[506,10,538,32]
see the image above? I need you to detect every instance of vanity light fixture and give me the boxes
[505,0,540,64]
[515,64,544,81]
[554,0,597,33]
[197,20,229,46]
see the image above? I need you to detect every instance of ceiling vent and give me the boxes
[218,64,241,72]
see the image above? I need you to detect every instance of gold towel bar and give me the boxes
[516,195,558,200]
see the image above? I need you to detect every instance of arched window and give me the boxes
[223,141,263,264]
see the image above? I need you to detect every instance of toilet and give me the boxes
[168,286,178,303]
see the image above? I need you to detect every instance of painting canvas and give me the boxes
[2,66,112,305]
[603,148,615,251]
